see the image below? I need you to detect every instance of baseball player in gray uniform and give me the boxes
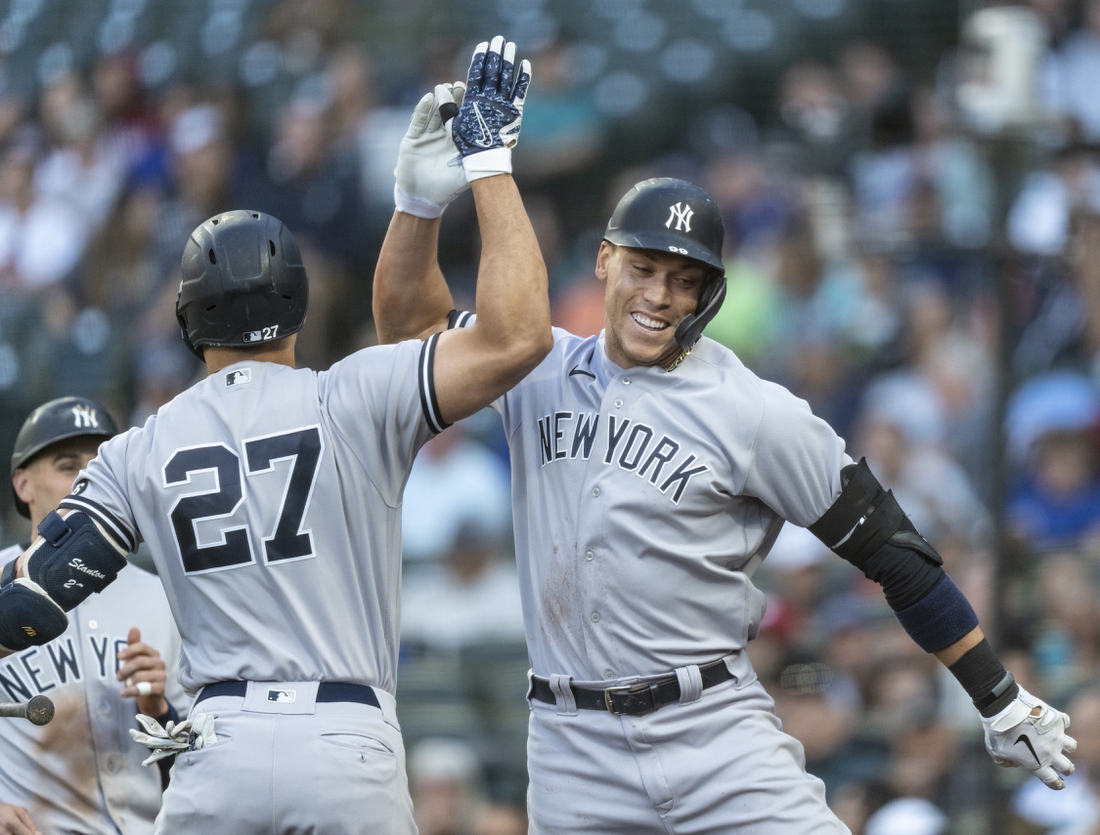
[0,396,185,835]
[0,36,547,835]
[374,120,1077,830]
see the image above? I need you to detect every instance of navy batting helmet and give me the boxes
[176,210,308,360]
[604,178,727,350]
[10,396,119,518]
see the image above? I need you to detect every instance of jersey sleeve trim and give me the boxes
[58,495,137,553]
[418,332,450,435]
[447,309,473,329]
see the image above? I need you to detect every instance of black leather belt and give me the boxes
[530,658,732,716]
[195,681,380,709]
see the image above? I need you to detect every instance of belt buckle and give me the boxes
[603,681,659,716]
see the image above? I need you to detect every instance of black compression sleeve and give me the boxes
[860,532,946,610]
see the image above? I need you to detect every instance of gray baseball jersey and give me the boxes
[491,328,849,682]
[451,319,853,833]
[0,544,185,835]
[57,338,442,695]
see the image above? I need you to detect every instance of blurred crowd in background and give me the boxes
[3,0,1100,832]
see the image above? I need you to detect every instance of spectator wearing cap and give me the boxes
[1006,371,1100,550]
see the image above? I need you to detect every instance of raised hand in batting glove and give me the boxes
[439,35,531,181]
[982,685,1077,789]
[394,84,469,219]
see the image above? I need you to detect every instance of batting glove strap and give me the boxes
[981,685,1077,790]
[462,148,513,181]
[394,186,448,219]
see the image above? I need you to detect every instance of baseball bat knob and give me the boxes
[26,694,54,726]
[438,102,459,123]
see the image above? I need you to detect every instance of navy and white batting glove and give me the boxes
[981,685,1077,789]
[440,36,532,182]
[394,84,469,219]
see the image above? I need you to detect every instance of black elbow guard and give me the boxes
[26,511,128,611]
[0,581,68,651]
[809,458,944,611]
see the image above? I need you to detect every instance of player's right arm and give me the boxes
[373,39,549,423]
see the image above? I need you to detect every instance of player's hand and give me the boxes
[981,685,1077,789]
[394,84,469,219]
[117,627,169,718]
[0,802,40,835]
[441,35,532,181]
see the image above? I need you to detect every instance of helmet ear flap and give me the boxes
[674,274,727,350]
[176,301,204,360]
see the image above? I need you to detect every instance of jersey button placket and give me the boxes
[585,549,594,561]
[590,612,600,623]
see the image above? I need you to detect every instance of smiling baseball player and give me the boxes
[374,105,1077,830]
[0,397,185,835]
[0,35,547,835]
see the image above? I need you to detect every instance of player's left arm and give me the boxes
[0,507,129,659]
[374,38,533,348]
[809,458,1076,790]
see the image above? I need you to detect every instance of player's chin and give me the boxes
[624,335,677,367]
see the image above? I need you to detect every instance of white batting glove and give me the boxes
[981,685,1077,789]
[441,35,532,182]
[394,84,469,219]
[129,712,218,766]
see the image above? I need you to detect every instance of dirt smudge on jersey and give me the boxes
[540,539,583,647]
[33,688,102,822]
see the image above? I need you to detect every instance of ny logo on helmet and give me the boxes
[71,405,98,429]
[666,202,693,233]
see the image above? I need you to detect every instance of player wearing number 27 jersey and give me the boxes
[60,348,426,694]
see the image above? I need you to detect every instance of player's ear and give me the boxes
[595,241,614,283]
[12,470,32,507]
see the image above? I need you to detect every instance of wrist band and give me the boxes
[462,148,512,181]
[948,638,1021,717]
[393,186,447,219]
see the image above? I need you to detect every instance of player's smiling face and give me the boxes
[596,242,708,369]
